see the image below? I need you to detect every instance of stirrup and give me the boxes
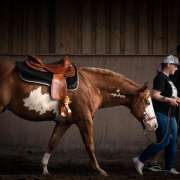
[60,96,72,117]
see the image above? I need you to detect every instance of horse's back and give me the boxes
[0,60,16,78]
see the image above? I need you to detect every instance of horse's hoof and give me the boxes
[42,172,50,176]
[42,169,51,176]
[98,169,109,176]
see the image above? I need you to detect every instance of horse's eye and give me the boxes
[145,99,150,105]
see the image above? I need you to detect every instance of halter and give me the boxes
[140,111,156,132]
[137,95,157,131]
[131,92,157,131]
[143,111,156,129]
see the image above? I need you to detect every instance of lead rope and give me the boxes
[177,106,180,147]
[143,108,171,145]
[177,105,180,136]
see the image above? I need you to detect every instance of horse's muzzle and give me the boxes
[143,117,158,132]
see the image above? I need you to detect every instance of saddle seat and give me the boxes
[26,55,75,76]
[25,55,75,119]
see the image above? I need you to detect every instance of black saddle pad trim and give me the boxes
[16,61,78,90]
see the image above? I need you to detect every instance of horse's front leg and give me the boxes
[77,114,108,176]
[41,123,71,175]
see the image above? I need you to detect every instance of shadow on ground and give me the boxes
[0,150,180,180]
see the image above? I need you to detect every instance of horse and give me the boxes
[0,59,158,176]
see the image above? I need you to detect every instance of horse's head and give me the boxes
[130,82,158,132]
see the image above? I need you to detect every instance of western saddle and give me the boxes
[25,55,76,118]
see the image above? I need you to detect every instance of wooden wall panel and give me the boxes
[161,0,168,54]
[0,1,8,53]
[168,0,179,54]
[0,0,180,55]
[110,0,120,54]
[8,0,24,53]
[40,1,49,54]
[96,1,106,54]
[25,1,37,54]
[147,0,154,54]
[120,0,126,54]
[55,0,82,54]
[105,0,111,54]
[91,0,96,54]
[153,0,163,54]
[55,1,68,54]
[124,0,136,54]
[177,0,180,45]
[138,0,148,54]
[82,0,92,54]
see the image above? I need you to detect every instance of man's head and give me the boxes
[161,55,179,75]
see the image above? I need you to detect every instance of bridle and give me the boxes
[142,110,157,130]
[133,93,157,131]
[141,102,158,143]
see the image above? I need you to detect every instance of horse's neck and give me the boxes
[82,67,140,108]
[100,82,139,108]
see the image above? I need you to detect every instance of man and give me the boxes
[133,55,180,175]
[146,46,180,172]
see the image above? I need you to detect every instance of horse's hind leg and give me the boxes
[77,114,108,176]
[0,82,12,113]
[0,106,5,113]
[41,123,71,175]
[0,88,10,113]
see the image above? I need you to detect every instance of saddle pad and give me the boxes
[16,61,79,90]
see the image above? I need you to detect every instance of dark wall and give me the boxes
[0,0,179,55]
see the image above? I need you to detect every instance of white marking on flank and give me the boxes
[23,87,59,115]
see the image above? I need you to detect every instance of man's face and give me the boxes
[169,64,178,75]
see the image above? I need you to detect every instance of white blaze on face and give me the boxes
[144,97,158,131]
[23,87,59,115]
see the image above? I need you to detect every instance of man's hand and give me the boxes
[166,97,179,106]
[176,97,180,104]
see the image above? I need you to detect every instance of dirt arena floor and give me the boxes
[0,149,180,180]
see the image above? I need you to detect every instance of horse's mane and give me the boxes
[80,67,140,88]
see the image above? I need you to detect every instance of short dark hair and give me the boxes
[177,45,180,54]
[161,63,168,70]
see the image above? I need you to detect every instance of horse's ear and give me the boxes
[138,82,148,92]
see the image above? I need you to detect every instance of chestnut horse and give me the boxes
[0,60,158,176]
